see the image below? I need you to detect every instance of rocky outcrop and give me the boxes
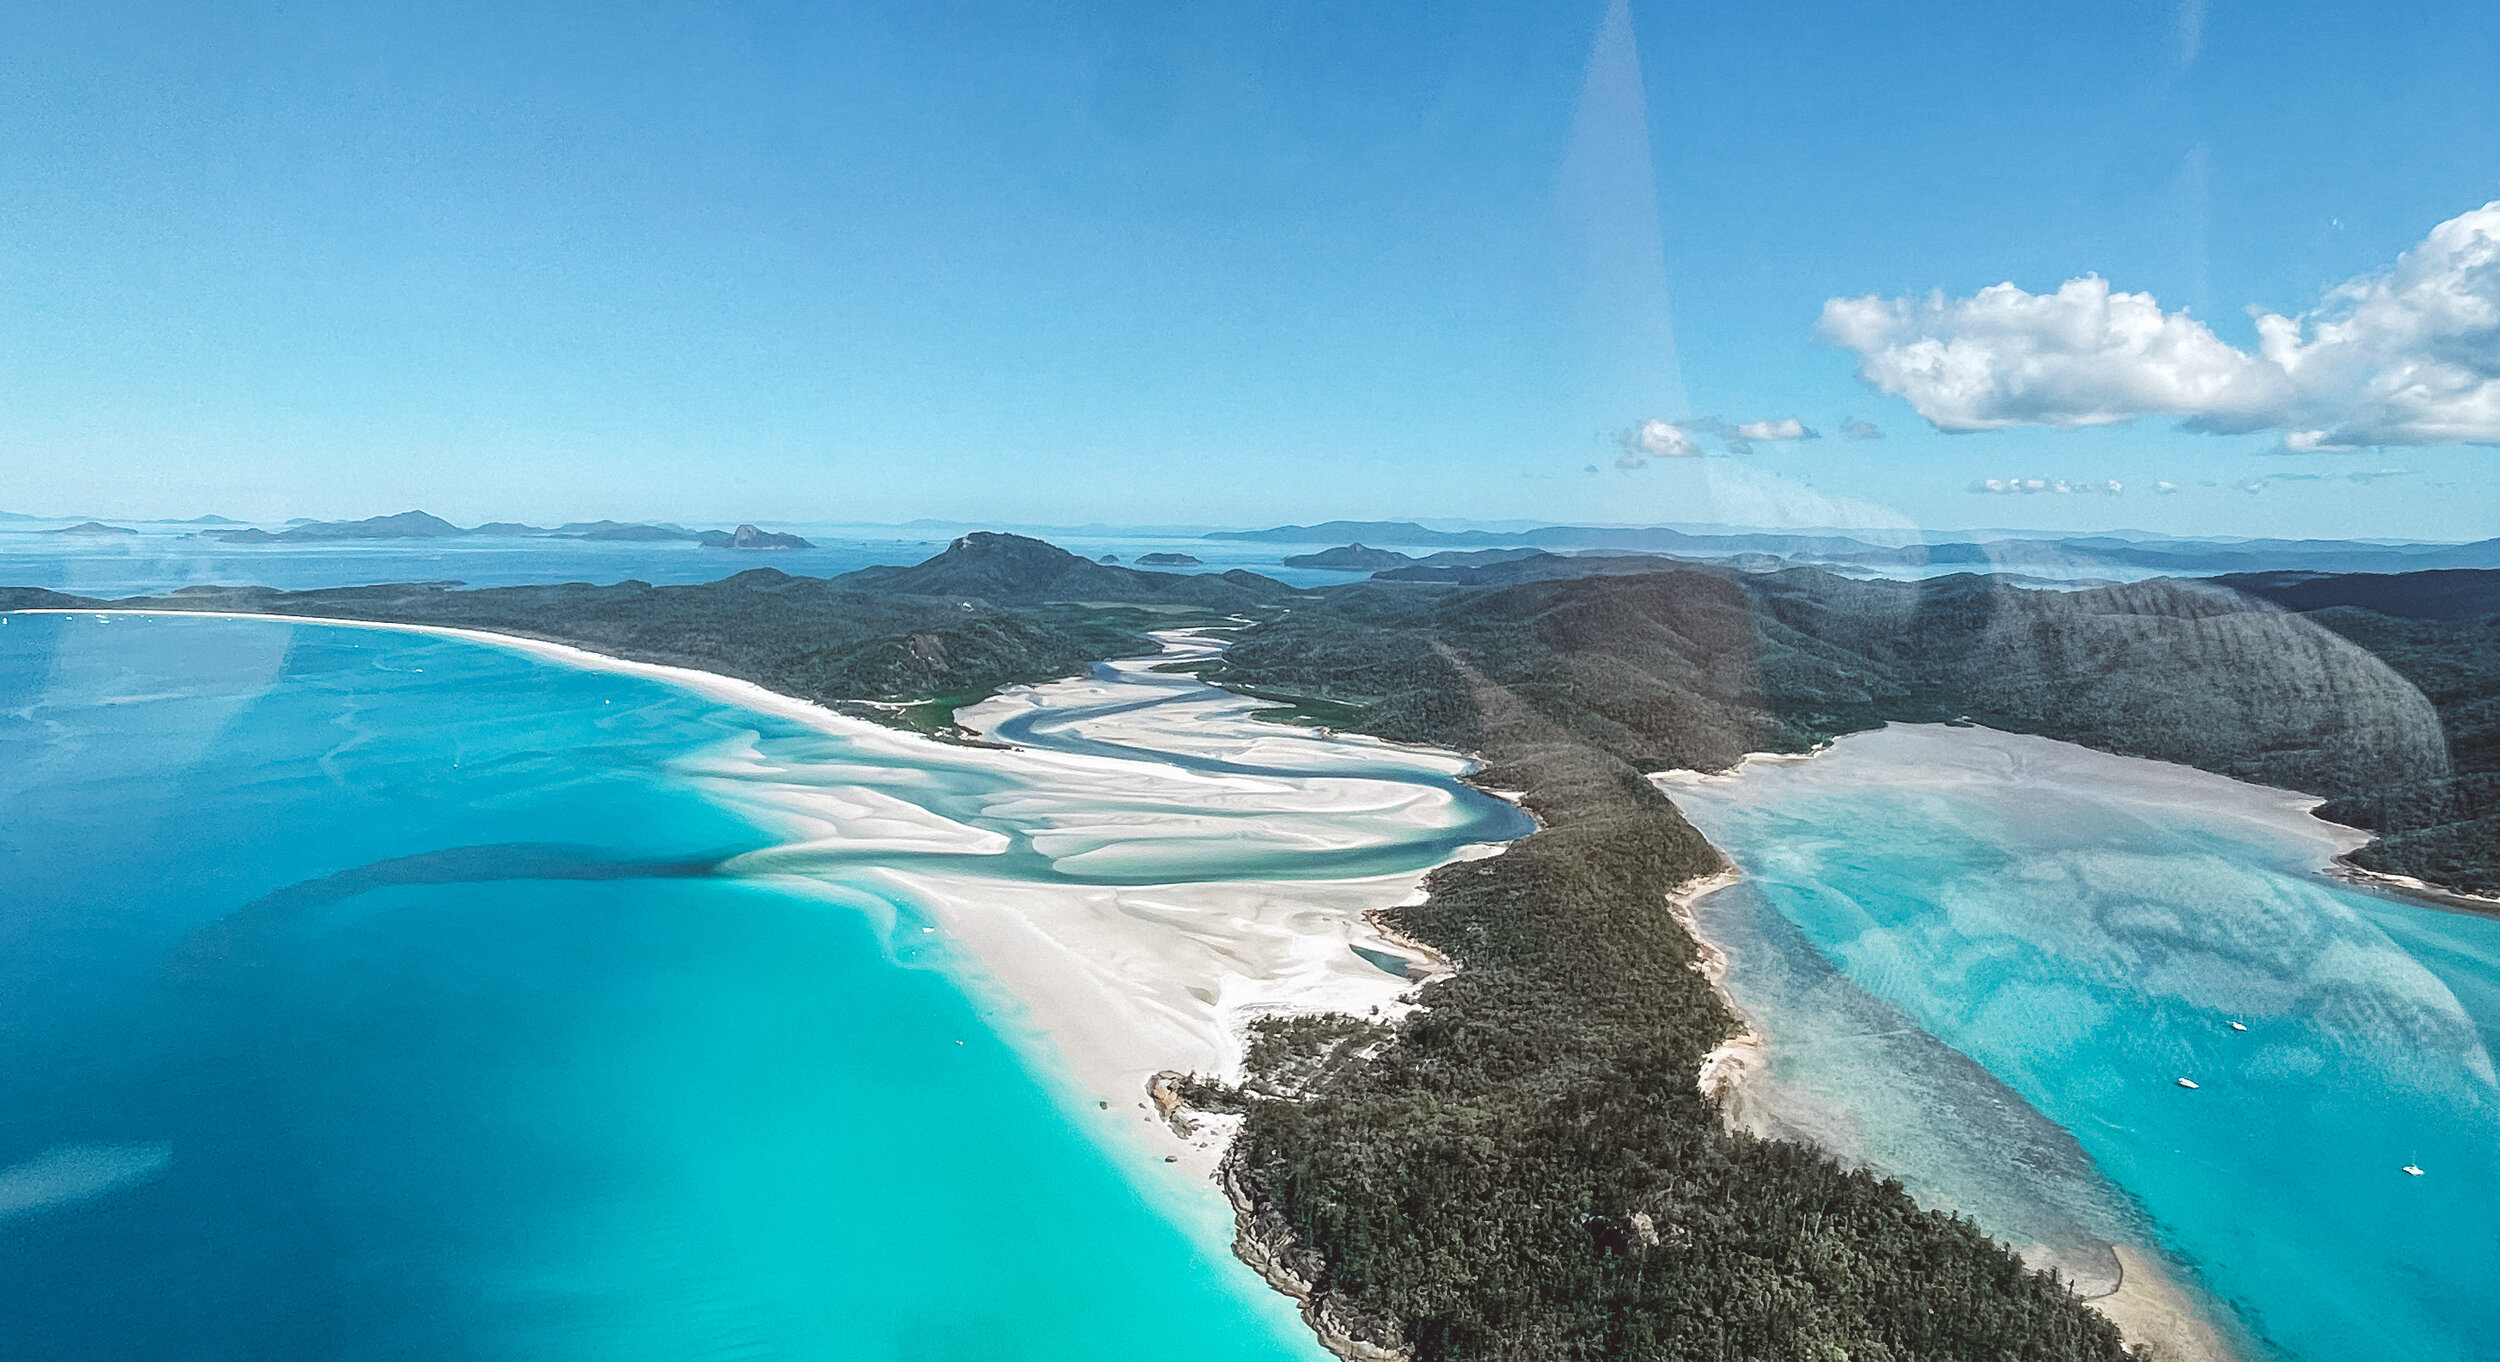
[1219,1154,1412,1362]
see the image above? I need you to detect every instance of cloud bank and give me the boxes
[1819,199,2500,449]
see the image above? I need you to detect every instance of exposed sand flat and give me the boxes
[1657,723,2372,867]
[710,633,1522,1180]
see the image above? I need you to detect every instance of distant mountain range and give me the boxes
[187,510,814,549]
[1216,521,2500,577]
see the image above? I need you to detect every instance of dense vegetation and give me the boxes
[2214,571,2500,896]
[1193,719,2136,1360]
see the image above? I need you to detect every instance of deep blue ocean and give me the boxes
[0,612,1355,1361]
[1669,728,2500,1362]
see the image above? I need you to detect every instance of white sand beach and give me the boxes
[35,612,1518,1188]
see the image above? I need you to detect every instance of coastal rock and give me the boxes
[1219,1154,1412,1362]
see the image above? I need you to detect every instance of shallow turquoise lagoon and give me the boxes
[1667,727,2500,1362]
[0,612,1396,1361]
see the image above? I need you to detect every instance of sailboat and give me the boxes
[2228,1020,2248,1032]
[2176,1077,2200,1089]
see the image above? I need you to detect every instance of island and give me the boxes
[1134,551,1203,566]
[42,521,139,536]
[1279,543,1413,570]
[696,524,812,550]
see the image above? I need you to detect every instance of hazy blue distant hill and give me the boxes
[275,510,468,540]
[2214,568,2500,621]
[565,521,700,541]
[1212,520,1478,546]
[44,521,139,536]
[182,512,811,547]
[1216,520,2500,576]
[1281,543,1414,570]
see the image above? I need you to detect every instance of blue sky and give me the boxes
[2,0,2494,537]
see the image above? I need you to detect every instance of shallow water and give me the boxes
[1665,726,2500,1362]
[0,612,1523,1360]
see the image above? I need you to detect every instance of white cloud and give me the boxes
[1615,415,1818,463]
[1731,417,1815,443]
[1968,477,2125,495]
[1634,418,1703,457]
[1819,199,2500,449]
[2155,480,2180,493]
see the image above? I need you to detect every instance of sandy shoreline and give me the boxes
[23,610,1517,1199]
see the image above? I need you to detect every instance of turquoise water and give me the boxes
[1667,727,2500,1362]
[0,612,1521,1360]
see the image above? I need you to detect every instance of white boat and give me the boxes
[2403,1164,2425,1176]
[2228,1020,2248,1032]
[2177,1077,2200,1089]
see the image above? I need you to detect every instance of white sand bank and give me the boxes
[36,612,1516,1188]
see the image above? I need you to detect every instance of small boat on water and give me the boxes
[2402,1164,2426,1176]
[2177,1078,2200,1089]
[2228,1020,2248,1032]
